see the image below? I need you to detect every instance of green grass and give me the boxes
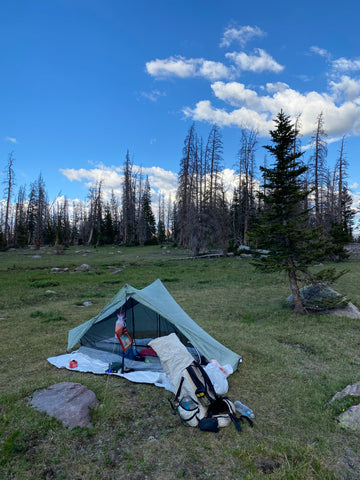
[0,245,360,479]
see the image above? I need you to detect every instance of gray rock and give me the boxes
[286,285,349,312]
[30,382,98,428]
[329,380,360,431]
[338,404,360,431]
[74,264,91,272]
[332,302,360,319]
[331,380,360,402]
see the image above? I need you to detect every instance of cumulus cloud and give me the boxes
[226,49,284,74]
[183,100,271,134]
[146,56,234,80]
[211,81,260,108]
[310,48,360,77]
[332,56,360,72]
[140,166,178,194]
[60,164,178,201]
[59,166,124,195]
[329,76,360,101]
[184,80,360,137]
[220,25,265,48]
[145,26,360,151]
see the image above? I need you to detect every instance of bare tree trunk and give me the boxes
[287,258,305,314]
[4,152,15,246]
[337,135,346,224]
[310,112,327,226]
[238,128,257,245]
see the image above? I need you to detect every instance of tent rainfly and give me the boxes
[67,279,241,371]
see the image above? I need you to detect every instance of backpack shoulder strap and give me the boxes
[186,362,218,404]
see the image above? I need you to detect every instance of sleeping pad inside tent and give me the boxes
[53,279,241,382]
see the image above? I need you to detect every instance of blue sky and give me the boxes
[1,0,360,218]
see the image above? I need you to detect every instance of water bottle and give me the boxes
[234,400,255,418]
[180,396,197,411]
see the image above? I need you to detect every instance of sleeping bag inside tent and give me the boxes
[67,279,241,371]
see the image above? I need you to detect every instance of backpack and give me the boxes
[169,361,253,432]
[149,334,253,432]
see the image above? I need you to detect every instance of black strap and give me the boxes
[240,415,254,428]
[168,376,185,413]
[174,376,184,402]
[230,413,242,431]
[186,363,217,404]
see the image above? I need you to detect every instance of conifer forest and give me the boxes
[0,112,357,253]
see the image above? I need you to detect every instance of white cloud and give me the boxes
[60,164,178,201]
[329,76,360,101]
[140,89,166,102]
[146,56,233,80]
[332,57,360,72]
[211,81,260,108]
[184,80,360,137]
[146,56,195,78]
[220,25,265,48]
[140,166,178,195]
[59,166,123,193]
[310,46,330,58]
[264,82,290,94]
[183,100,271,134]
[5,137,17,144]
[226,49,284,74]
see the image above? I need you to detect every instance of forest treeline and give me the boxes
[0,112,357,252]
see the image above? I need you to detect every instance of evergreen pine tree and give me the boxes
[138,177,156,245]
[251,111,341,314]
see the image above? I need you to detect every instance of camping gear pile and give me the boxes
[150,333,253,432]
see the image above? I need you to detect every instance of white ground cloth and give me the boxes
[47,346,172,390]
[48,343,233,393]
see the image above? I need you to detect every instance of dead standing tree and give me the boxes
[3,152,15,246]
[308,112,328,226]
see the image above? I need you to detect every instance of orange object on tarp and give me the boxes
[115,313,133,353]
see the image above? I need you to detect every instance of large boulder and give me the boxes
[332,302,360,319]
[286,285,349,312]
[30,382,98,428]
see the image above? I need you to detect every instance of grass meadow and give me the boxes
[0,245,359,479]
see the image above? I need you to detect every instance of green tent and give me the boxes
[68,279,241,371]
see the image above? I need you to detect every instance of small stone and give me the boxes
[74,264,91,272]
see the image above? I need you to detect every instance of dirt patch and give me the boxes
[254,457,281,474]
